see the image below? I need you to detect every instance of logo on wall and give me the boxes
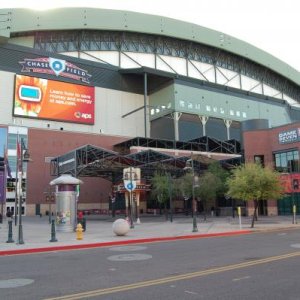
[19,57,92,83]
[278,129,300,144]
[49,58,66,76]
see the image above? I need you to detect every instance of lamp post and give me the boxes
[184,158,198,232]
[17,138,31,244]
[167,173,173,223]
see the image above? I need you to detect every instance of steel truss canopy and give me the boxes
[50,137,241,183]
[113,136,241,155]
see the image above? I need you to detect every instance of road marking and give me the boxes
[109,246,147,252]
[0,279,34,288]
[107,253,152,261]
[185,290,198,295]
[44,251,300,300]
[232,275,250,282]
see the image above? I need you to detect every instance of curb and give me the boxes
[0,230,251,256]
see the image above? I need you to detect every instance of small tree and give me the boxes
[173,174,193,215]
[208,161,230,197]
[226,163,284,228]
[151,172,171,218]
[197,172,221,219]
[177,171,220,219]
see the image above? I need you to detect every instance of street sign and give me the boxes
[124,180,137,192]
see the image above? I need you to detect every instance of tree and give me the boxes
[226,163,284,228]
[197,172,221,219]
[177,170,221,219]
[151,172,172,218]
[208,161,230,197]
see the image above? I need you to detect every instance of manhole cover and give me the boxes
[0,279,34,288]
[110,246,147,252]
[107,253,152,261]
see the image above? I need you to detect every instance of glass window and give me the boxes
[274,150,299,173]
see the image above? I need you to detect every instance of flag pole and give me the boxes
[1,146,4,220]
[14,133,19,226]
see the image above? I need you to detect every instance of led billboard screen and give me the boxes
[13,75,95,124]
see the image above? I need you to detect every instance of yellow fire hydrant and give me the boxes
[76,223,83,240]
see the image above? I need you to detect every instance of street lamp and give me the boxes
[184,158,198,232]
[167,173,173,223]
[17,138,32,244]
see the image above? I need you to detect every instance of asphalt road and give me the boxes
[1,228,300,300]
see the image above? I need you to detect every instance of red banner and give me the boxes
[14,75,95,124]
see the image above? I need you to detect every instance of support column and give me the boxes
[224,119,232,140]
[199,115,209,136]
[144,73,148,138]
[171,112,182,141]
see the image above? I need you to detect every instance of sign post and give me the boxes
[123,167,140,228]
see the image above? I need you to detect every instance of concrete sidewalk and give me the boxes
[0,215,299,255]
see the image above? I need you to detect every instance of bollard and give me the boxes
[237,206,242,229]
[293,205,297,224]
[49,219,58,242]
[76,223,83,240]
[6,220,14,243]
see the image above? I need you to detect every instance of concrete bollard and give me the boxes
[112,219,130,236]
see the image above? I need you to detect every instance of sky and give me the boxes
[1,0,300,72]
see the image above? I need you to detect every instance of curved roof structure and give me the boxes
[0,7,299,86]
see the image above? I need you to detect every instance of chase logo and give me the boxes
[49,58,66,76]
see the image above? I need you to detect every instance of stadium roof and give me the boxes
[0,7,299,86]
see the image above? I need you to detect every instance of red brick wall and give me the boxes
[243,123,300,165]
[243,123,300,216]
[26,128,128,205]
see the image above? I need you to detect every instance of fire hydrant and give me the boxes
[76,223,83,240]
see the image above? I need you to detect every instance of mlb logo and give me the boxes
[49,58,66,76]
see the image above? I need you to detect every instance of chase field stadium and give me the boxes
[0,7,299,217]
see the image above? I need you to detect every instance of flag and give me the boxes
[16,135,22,172]
[4,147,12,178]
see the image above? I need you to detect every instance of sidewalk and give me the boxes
[0,215,299,255]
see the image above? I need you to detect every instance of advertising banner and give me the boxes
[13,75,95,124]
[0,170,5,203]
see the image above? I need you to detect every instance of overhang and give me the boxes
[0,7,299,85]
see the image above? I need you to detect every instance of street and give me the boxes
[0,228,300,299]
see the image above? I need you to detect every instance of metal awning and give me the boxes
[51,145,214,182]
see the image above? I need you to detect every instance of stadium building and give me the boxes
[0,7,299,217]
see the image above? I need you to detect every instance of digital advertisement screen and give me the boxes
[13,75,95,124]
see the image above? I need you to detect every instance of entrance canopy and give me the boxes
[51,139,241,183]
